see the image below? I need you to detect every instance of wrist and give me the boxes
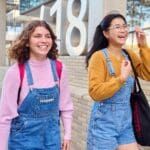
[119,75,126,83]
[138,42,148,48]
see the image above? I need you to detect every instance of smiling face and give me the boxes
[103,17,129,47]
[28,26,53,61]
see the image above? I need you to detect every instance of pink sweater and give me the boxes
[0,59,73,150]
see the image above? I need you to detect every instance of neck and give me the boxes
[107,45,123,60]
[30,54,47,62]
[107,44,122,55]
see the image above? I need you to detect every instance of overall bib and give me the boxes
[8,60,61,150]
[87,49,136,150]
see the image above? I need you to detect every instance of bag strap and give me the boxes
[17,60,62,104]
[122,49,142,93]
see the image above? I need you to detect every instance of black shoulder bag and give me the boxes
[123,50,150,146]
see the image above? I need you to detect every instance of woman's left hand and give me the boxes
[62,140,71,150]
[135,26,147,47]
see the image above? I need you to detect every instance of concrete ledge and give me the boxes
[70,86,92,150]
[0,66,8,79]
[70,85,90,100]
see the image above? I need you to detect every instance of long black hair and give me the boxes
[86,13,127,67]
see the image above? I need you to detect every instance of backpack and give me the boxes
[17,60,62,104]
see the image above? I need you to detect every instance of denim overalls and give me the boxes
[87,49,136,150]
[8,60,61,150]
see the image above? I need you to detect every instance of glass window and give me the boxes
[126,0,150,48]
[20,0,50,13]
[127,0,150,29]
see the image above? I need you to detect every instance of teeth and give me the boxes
[39,45,47,49]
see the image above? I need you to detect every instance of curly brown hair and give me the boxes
[9,20,58,64]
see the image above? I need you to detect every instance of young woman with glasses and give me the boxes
[86,13,150,150]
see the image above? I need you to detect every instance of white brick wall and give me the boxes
[60,56,88,89]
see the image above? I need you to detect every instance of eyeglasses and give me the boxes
[108,24,129,31]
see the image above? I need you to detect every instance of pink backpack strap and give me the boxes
[56,60,62,79]
[17,63,25,104]
[18,61,62,87]
[18,63,25,87]
[17,61,62,104]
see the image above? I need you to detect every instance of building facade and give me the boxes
[0,1,6,66]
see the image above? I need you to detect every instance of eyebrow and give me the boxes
[33,33,51,36]
[110,23,127,26]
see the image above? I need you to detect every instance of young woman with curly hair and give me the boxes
[0,20,73,150]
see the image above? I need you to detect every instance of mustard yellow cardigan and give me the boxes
[88,46,150,101]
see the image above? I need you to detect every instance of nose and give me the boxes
[41,36,47,42]
[120,27,126,32]
[118,27,126,33]
[120,25,128,32]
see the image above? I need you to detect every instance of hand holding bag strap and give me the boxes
[122,49,142,93]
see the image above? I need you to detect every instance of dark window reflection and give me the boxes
[20,0,49,13]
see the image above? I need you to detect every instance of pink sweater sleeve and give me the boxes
[0,64,20,150]
[59,65,73,140]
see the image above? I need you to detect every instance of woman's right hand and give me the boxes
[135,26,147,47]
[62,140,71,150]
[120,60,132,82]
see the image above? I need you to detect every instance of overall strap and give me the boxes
[50,60,59,82]
[25,62,34,86]
[101,48,115,76]
[18,60,62,87]
[17,60,62,104]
